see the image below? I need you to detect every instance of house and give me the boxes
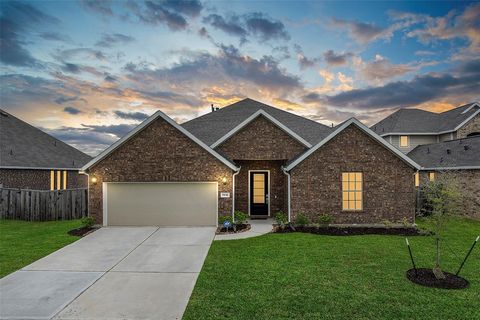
[82,98,420,227]
[0,109,91,190]
[371,102,480,154]
[408,136,480,218]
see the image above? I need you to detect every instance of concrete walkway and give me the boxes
[0,226,216,320]
[215,218,273,241]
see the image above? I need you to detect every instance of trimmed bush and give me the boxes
[218,215,233,225]
[317,214,333,226]
[275,211,288,228]
[295,213,310,227]
[81,216,95,228]
[234,211,248,225]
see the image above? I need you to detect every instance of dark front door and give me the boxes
[250,171,269,216]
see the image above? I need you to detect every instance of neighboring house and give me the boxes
[82,98,420,227]
[0,109,91,190]
[408,136,480,218]
[371,102,480,154]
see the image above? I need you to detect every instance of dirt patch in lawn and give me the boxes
[68,226,97,237]
[274,225,429,236]
[406,268,469,289]
[216,224,251,235]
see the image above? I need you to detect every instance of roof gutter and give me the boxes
[419,166,480,171]
[0,166,82,171]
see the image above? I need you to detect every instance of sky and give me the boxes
[1,0,479,156]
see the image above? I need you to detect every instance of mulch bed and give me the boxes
[274,225,429,236]
[406,268,469,289]
[68,226,97,237]
[216,224,251,235]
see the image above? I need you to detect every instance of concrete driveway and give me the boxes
[0,226,215,320]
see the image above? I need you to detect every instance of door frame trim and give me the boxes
[102,181,219,227]
[247,170,271,216]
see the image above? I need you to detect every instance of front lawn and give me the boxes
[184,217,480,320]
[0,219,83,278]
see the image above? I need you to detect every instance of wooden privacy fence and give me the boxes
[0,188,87,221]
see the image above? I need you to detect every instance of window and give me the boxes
[252,173,265,204]
[342,172,363,211]
[400,136,409,148]
[50,170,68,190]
[429,172,435,181]
[414,172,420,187]
[50,170,55,190]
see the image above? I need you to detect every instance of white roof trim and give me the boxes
[379,106,480,137]
[285,118,421,171]
[82,110,239,171]
[210,109,312,149]
[420,166,480,171]
[0,166,81,171]
[461,102,479,114]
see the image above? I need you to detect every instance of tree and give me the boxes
[421,173,461,279]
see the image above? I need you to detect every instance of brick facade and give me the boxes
[457,113,480,138]
[216,115,307,160]
[87,117,234,224]
[0,169,87,190]
[419,170,480,219]
[234,160,287,216]
[290,125,416,224]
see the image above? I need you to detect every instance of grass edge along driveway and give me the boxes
[0,219,82,278]
[184,217,480,320]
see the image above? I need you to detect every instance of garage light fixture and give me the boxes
[91,176,98,185]
[222,177,227,185]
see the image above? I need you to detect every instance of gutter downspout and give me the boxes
[282,166,291,223]
[232,167,241,222]
[79,170,90,218]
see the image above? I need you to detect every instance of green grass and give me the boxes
[0,219,83,278]
[184,217,480,320]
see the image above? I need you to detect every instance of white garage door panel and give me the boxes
[106,183,217,226]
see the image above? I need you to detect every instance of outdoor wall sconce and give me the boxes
[221,177,227,185]
[91,176,98,185]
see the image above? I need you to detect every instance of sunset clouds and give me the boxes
[0,1,478,155]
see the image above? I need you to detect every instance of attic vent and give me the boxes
[210,104,220,112]
[427,147,430,154]
[440,157,443,163]
[464,145,470,151]
[446,149,451,154]
[9,149,13,155]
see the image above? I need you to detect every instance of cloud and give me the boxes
[128,0,203,31]
[38,31,71,42]
[81,123,136,137]
[0,2,59,67]
[352,54,437,85]
[79,0,114,16]
[104,75,117,82]
[293,44,319,69]
[323,50,353,66]
[61,62,81,74]
[401,3,480,59]
[95,33,135,47]
[114,110,149,121]
[63,106,83,115]
[203,12,289,43]
[55,96,87,104]
[55,48,107,61]
[244,12,290,41]
[331,18,388,44]
[323,59,480,110]
[203,14,248,43]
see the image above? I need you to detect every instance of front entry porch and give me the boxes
[234,160,287,218]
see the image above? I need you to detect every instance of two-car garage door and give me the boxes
[105,182,218,226]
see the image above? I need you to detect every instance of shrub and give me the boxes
[275,211,288,228]
[294,213,310,227]
[234,211,248,225]
[81,216,95,228]
[401,217,410,227]
[317,214,333,226]
[381,219,393,228]
[218,215,233,225]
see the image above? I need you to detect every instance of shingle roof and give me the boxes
[407,136,480,169]
[0,109,91,169]
[181,98,332,146]
[371,102,480,135]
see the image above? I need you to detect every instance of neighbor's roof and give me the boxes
[82,110,239,171]
[0,109,91,170]
[182,98,333,146]
[407,136,480,170]
[285,118,421,171]
[371,102,480,136]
